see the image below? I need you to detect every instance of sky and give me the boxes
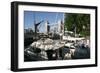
[24,11,64,32]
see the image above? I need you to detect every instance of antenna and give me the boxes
[34,12,36,26]
[55,13,58,24]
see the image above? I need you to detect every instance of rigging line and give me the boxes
[55,13,58,24]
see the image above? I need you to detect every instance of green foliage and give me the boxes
[64,13,90,37]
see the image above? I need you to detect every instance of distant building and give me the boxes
[24,28,33,33]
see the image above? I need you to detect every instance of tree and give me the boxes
[64,13,90,37]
